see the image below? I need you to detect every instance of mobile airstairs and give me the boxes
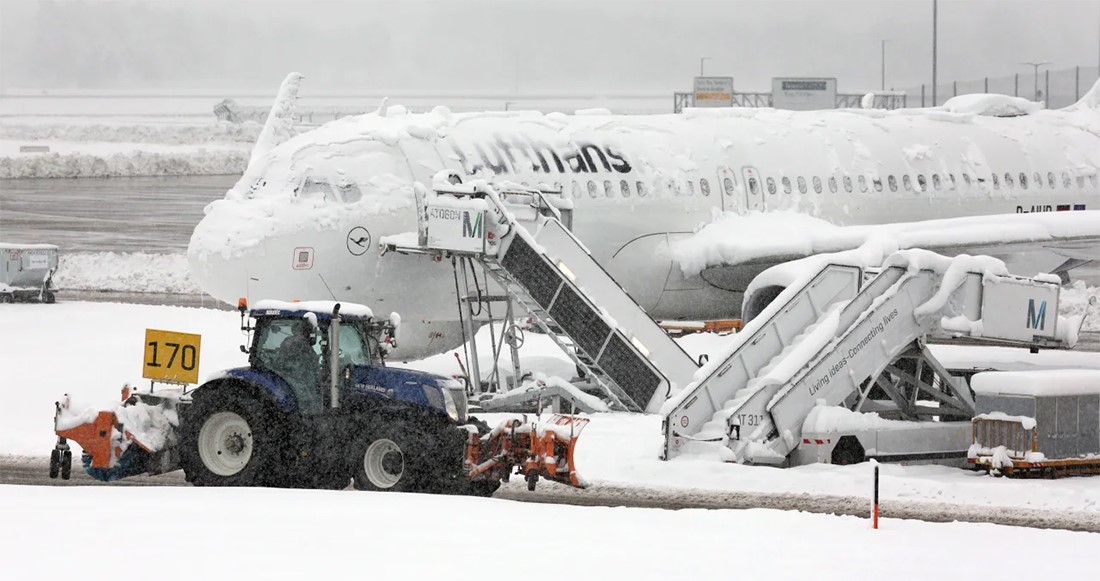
[383,180,1069,465]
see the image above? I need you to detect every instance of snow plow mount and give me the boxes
[51,385,183,482]
[465,414,590,490]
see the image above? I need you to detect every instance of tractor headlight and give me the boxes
[442,387,469,423]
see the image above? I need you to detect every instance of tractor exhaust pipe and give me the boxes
[330,303,341,409]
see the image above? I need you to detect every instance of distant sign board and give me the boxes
[771,77,837,111]
[693,76,734,108]
[425,201,486,254]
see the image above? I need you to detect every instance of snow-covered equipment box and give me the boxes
[49,300,590,493]
[0,243,58,303]
[968,370,1100,477]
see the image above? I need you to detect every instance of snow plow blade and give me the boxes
[465,414,590,491]
[50,387,182,482]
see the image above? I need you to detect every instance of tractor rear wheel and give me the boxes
[180,391,281,487]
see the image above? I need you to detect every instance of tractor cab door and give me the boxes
[255,318,324,414]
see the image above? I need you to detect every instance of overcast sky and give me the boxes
[1,0,1097,94]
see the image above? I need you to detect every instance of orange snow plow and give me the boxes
[465,414,590,490]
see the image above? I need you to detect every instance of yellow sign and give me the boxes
[143,329,201,384]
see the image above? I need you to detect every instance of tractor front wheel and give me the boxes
[351,424,429,493]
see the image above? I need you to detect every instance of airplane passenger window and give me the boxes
[1022,173,1031,189]
[721,177,734,196]
[888,175,898,192]
[620,180,631,197]
[1091,175,1098,189]
[842,176,852,193]
[603,180,614,198]
[1062,172,1072,189]
[962,174,972,188]
[917,175,927,191]
[587,180,599,198]
[991,173,1000,189]
[636,181,648,197]
[571,181,582,199]
[700,178,711,196]
[948,174,956,189]
[903,175,913,191]
[1004,173,1014,189]
[797,176,807,194]
[782,177,792,194]
[748,177,759,195]
[1047,172,1056,189]
[828,176,838,193]
[685,180,695,196]
[872,177,883,193]
[1077,175,1086,189]
[932,174,942,191]
[858,175,868,193]
[812,176,822,193]
[767,177,777,195]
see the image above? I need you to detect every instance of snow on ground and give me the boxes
[4,301,1099,518]
[4,486,1095,581]
[0,120,252,178]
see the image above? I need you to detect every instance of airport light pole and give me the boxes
[881,39,889,91]
[1020,61,1051,101]
[699,57,712,77]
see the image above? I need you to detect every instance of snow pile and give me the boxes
[0,121,261,145]
[802,401,907,433]
[942,93,1043,116]
[1062,280,1100,331]
[54,252,201,294]
[0,148,248,178]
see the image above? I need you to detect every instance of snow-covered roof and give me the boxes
[971,369,1100,397]
[251,299,375,320]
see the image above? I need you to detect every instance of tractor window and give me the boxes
[338,324,371,368]
[256,319,321,369]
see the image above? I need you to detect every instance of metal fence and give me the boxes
[898,65,1100,109]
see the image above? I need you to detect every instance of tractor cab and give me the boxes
[243,300,395,413]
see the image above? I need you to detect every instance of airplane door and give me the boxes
[716,166,739,213]
[742,166,764,212]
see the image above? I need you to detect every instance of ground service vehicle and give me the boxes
[51,300,587,494]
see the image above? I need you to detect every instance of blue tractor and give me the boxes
[52,300,588,494]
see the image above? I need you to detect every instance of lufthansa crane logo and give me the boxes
[346,227,371,256]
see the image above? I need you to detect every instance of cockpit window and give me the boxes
[298,178,337,202]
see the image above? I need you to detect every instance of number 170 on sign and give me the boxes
[143,329,202,385]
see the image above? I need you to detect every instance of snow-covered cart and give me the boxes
[968,370,1100,478]
[1,243,58,303]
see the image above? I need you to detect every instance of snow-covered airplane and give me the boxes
[188,73,1100,360]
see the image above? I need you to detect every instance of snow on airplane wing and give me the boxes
[673,210,1100,285]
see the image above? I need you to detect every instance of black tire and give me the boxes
[180,390,282,487]
[525,470,539,491]
[42,290,55,304]
[49,449,60,479]
[350,423,430,493]
[0,294,12,304]
[830,436,866,466]
[60,450,72,480]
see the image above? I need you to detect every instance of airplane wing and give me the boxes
[675,211,1100,291]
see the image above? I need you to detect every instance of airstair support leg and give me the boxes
[457,258,482,394]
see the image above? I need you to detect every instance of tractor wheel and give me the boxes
[350,425,428,493]
[0,294,12,304]
[464,480,501,497]
[42,290,56,304]
[180,391,281,487]
[49,449,60,479]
